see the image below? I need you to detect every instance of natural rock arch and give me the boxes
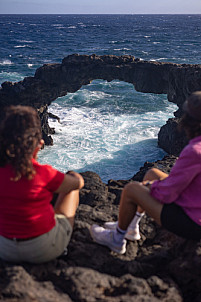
[1,54,201,154]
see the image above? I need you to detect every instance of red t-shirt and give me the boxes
[0,159,65,238]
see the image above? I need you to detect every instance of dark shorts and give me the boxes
[161,203,201,240]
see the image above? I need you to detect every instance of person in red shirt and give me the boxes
[0,105,84,263]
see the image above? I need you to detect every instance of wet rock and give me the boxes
[158,118,188,156]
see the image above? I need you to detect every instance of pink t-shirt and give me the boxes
[0,159,65,238]
[151,136,201,226]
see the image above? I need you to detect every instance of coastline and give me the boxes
[1,54,201,301]
[1,13,201,300]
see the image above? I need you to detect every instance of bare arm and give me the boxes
[55,171,84,194]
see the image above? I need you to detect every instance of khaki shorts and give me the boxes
[0,214,72,264]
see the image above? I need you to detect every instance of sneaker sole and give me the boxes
[89,227,126,255]
[125,233,141,241]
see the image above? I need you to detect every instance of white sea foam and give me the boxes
[0,71,24,83]
[0,59,13,65]
[14,45,30,48]
[52,24,63,27]
[19,40,34,43]
[155,58,168,61]
[38,83,177,182]
[114,48,131,51]
[78,23,85,26]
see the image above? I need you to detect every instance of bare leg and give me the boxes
[89,168,169,254]
[136,168,168,213]
[118,168,168,230]
[136,206,144,214]
[54,190,79,228]
[143,167,168,182]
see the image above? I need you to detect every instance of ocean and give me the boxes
[0,14,201,182]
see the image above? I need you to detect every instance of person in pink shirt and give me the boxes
[90,91,201,254]
[0,105,84,263]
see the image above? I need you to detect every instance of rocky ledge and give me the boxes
[0,55,201,301]
[1,54,201,154]
[0,155,200,302]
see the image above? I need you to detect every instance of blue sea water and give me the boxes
[0,14,201,182]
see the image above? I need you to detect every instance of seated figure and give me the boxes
[90,91,201,254]
[0,105,84,263]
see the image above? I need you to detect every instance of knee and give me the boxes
[143,168,159,180]
[123,181,141,198]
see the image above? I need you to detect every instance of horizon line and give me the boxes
[1,13,201,15]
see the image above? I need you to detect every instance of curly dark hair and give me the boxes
[0,105,42,181]
[179,113,201,140]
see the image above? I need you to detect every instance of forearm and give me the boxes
[66,171,84,189]
[55,171,84,193]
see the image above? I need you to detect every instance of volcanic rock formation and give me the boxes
[0,158,201,302]
[0,55,201,301]
[1,54,201,154]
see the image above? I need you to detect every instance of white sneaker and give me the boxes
[104,221,141,241]
[104,221,118,230]
[125,225,141,241]
[90,224,126,254]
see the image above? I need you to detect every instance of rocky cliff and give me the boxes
[0,157,200,302]
[1,54,201,154]
[0,55,201,301]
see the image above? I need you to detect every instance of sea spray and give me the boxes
[38,80,177,182]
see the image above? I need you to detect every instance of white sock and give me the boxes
[129,212,144,229]
[113,225,126,243]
